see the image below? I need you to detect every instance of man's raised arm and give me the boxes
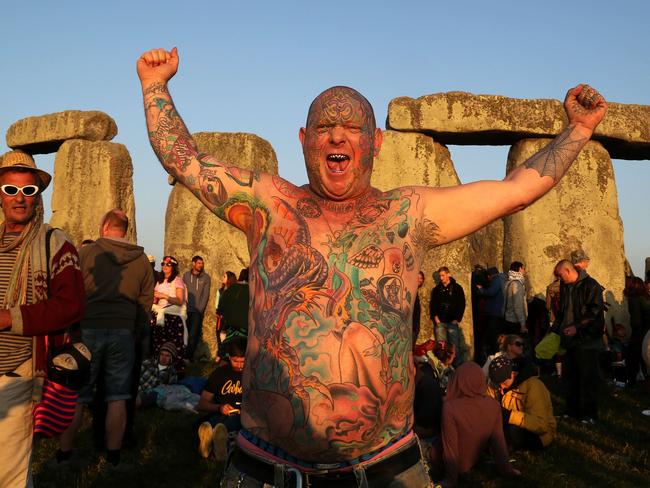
[416,84,607,245]
[137,47,259,232]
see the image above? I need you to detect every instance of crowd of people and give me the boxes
[410,253,650,484]
[4,43,644,487]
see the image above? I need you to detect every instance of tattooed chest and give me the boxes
[255,194,421,331]
[245,193,420,455]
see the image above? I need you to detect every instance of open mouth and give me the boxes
[326,154,350,173]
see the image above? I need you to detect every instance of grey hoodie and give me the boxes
[182,270,211,314]
[504,272,527,326]
[79,237,154,330]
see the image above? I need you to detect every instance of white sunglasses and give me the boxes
[0,184,40,197]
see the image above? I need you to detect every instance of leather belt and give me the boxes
[231,440,421,487]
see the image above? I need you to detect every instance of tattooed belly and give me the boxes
[241,366,415,462]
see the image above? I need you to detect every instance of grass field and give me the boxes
[32,369,650,487]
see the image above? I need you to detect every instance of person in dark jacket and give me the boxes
[625,277,650,385]
[477,267,507,356]
[430,266,465,366]
[217,272,249,345]
[554,259,605,424]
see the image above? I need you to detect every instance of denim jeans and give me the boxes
[186,311,204,360]
[219,438,433,487]
[79,328,135,402]
[435,322,461,366]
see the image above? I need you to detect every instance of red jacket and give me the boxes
[9,231,85,374]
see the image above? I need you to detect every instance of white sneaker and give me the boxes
[212,423,229,463]
[198,422,213,458]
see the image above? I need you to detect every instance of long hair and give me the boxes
[158,255,179,284]
[220,271,237,291]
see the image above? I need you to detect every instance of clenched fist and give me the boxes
[564,84,607,135]
[137,47,179,85]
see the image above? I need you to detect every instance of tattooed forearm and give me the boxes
[142,81,169,98]
[523,125,588,181]
[142,81,199,181]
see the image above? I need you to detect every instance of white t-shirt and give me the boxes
[155,276,186,308]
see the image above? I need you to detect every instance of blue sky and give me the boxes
[2,1,648,276]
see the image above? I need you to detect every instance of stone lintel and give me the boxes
[6,110,117,154]
[387,92,650,160]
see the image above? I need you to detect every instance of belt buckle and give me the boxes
[287,467,304,488]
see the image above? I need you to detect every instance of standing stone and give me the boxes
[469,219,504,270]
[50,140,136,245]
[164,132,278,360]
[6,110,117,155]
[372,130,474,359]
[503,139,628,326]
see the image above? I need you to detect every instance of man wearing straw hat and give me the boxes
[0,150,85,487]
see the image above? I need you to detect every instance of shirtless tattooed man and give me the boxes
[137,47,606,487]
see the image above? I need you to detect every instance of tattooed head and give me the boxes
[299,86,382,201]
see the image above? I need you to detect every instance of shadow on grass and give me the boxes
[31,368,650,487]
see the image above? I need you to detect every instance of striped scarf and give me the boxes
[0,200,45,309]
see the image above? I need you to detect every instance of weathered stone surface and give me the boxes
[503,139,628,326]
[165,133,278,359]
[388,92,650,160]
[50,140,136,245]
[193,132,278,174]
[372,130,474,358]
[6,110,118,155]
[469,219,504,270]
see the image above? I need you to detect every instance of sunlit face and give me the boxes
[192,259,204,273]
[557,267,577,284]
[417,272,425,288]
[439,270,451,286]
[506,338,524,358]
[299,87,382,201]
[500,373,516,390]
[229,354,245,373]
[159,350,173,366]
[161,258,174,277]
[0,171,40,231]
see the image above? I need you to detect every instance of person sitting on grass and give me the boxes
[483,334,526,378]
[197,337,246,461]
[487,356,556,451]
[426,340,457,394]
[429,362,520,487]
[136,342,178,408]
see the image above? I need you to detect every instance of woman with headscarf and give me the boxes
[429,362,520,487]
